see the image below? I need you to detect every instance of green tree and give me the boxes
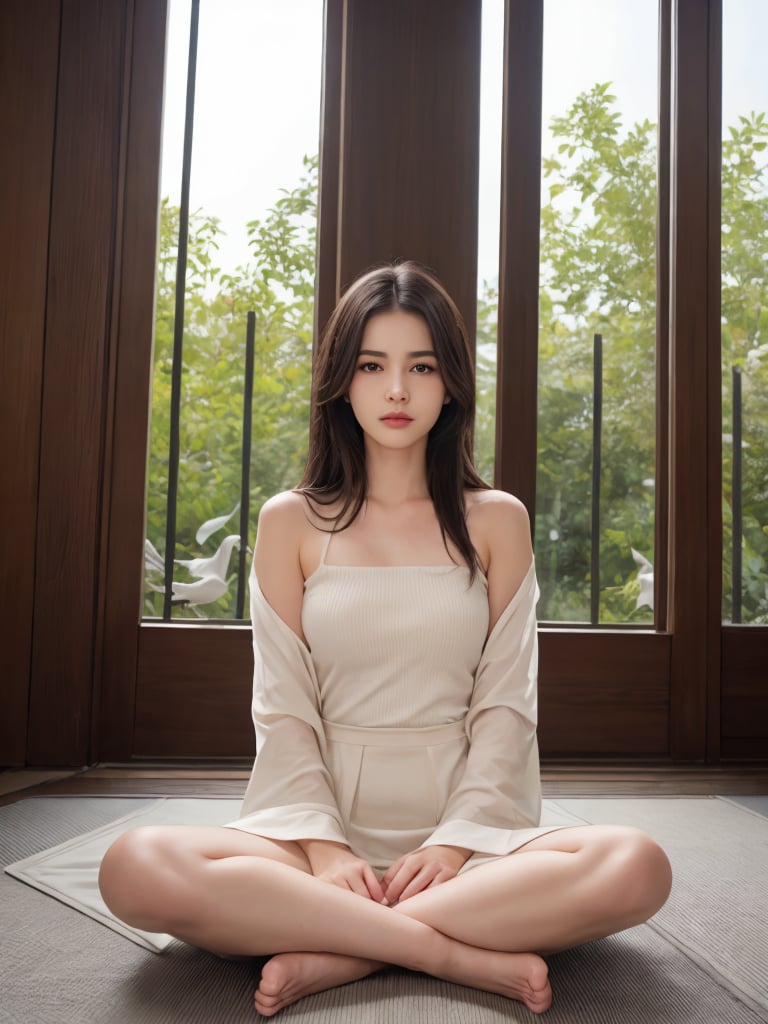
[475,281,498,484]
[145,157,317,618]
[529,85,767,623]
[535,84,658,622]
[721,113,768,622]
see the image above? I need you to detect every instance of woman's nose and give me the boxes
[386,374,408,401]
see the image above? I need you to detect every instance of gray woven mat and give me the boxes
[2,796,766,1024]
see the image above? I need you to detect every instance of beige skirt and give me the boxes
[325,718,472,872]
[227,717,568,873]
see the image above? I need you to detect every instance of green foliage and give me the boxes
[144,158,316,617]
[535,84,657,622]
[474,281,498,484]
[721,113,768,622]
[531,85,767,623]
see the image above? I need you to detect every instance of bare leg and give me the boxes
[395,825,673,954]
[99,826,553,1013]
[99,823,670,1016]
[255,825,670,1015]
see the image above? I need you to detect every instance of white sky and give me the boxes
[160,0,768,291]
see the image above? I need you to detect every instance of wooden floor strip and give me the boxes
[2,761,767,807]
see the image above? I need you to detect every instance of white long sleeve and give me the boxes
[226,572,348,844]
[420,562,543,854]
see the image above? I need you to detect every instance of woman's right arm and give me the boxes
[253,493,386,903]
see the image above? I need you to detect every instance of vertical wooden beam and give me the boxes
[27,0,128,766]
[667,0,721,760]
[315,0,344,338]
[705,0,722,761]
[0,0,61,766]
[494,0,543,517]
[337,0,482,331]
[655,0,671,630]
[96,0,167,761]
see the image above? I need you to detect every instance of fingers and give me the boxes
[361,863,387,904]
[380,855,404,893]
[344,872,375,900]
[381,861,413,904]
[317,859,387,903]
[392,866,435,903]
[383,860,440,904]
[381,848,465,904]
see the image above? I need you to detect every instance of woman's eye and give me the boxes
[412,363,435,374]
[359,362,380,372]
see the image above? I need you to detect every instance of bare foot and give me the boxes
[254,952,383,1016]
[253,947,551,1017]
[440,946,552,1014]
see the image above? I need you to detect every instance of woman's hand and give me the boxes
[299,839,387,903]
[381,844,471,904]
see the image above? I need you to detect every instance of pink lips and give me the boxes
[381,414,413,427]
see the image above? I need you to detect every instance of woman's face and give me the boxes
[346,309,448,452]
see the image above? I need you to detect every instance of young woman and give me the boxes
[99,261,671,1017]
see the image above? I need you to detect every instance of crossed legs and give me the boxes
[98,824,671,1016]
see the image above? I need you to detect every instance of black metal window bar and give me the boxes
[731,365,743,624]
[590,333,603,626]
[161,0,254,623]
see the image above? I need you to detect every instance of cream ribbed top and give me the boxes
[228,555,555,863]
[301,540,490,729]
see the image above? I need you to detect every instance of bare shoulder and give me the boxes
[466,488,531,555]
[467,488,530,526]
[258,487,310,519]
[254,491,310,640]
[467,489,533,628]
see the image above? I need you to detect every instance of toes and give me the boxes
[524,978,553,1014]
[254,990,287,1017]
[257,961,290,998]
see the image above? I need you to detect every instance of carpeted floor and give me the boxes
[2,795,767,1024]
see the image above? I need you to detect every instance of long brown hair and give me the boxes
[299,261,489,577]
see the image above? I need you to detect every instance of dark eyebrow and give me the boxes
[358,349,437,358]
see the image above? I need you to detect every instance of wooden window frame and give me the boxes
[4,0,766,767]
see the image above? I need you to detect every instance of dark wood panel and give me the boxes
[339,0,481,329]
[721,627,768,749]
[538,632,671,756]
[721,738,768,759]
[0,0,60,766]
[495,0,543,516]
[134,626,254,757]
[97,0,168,762]
[721,708,768,740]
[27,0,128,766]
[667,0,721,759]
[133,626,671,760]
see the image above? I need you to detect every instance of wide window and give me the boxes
[535,0,659,625]
[721,0,768,625]
[144,0,323,621]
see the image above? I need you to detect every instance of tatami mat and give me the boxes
[2,795,767,1024]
